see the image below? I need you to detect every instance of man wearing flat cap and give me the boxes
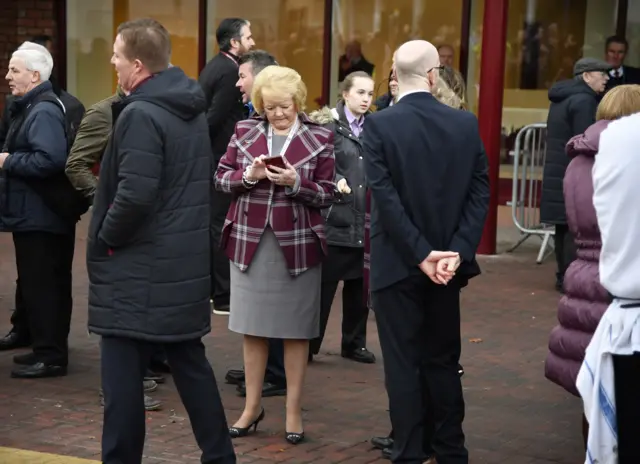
[541,57,612,292]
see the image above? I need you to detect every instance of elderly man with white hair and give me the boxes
[0,41,77,379]
[363,40,489,464]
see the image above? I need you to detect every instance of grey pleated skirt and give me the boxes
[229,228,321,339]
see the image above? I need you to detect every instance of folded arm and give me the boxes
[214,129,255,194]
[3,107,67,178]
[285,132,336,208]
[98,108,163,248]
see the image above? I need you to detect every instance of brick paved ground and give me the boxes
[0,210,585,463]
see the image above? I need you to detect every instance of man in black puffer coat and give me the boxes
[542,57,611,292]
[87,19,235,464]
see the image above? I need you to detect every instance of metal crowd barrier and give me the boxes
[507,122,555,264]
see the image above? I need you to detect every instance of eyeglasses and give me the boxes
[428,65,445,74]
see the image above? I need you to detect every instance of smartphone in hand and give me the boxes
[264,155,286,169]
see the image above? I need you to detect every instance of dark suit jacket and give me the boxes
[363,92,490,292]
[198,52,245,161]
[605,65,640,92]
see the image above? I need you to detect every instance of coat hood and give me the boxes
[124,67,207,121]
[308,106,336,125]
[308,100,371,127]
[548,79,597,104]
[565,119,611,159]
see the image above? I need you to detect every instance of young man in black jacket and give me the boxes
[199,18,254,316]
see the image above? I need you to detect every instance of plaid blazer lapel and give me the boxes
[284,120,327,168]
[236,120,268,161]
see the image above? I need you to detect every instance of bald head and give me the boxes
[394,40,440,92]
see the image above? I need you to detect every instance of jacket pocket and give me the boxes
[220,218,234,249]
[327,198,356,228]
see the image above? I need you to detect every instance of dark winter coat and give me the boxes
[87,67,213,342]
[309,102,367,249]
[198,52,244,162]
[544,119,612,396]
[540,79,599,225]
[0,81,73,234]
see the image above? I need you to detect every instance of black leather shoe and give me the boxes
[13,352,37,366]
[236,381,286,397]
[0,331,31,351]
[225,368,245,385]
[371,436,394,450]
[11,362,67,379]
[342,347,376,364]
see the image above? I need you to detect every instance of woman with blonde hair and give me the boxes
[545,84,640,448]
[215,66,335,444]
[433,65,467,110]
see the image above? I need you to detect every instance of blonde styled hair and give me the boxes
[251,65,307,114]
[433,79,461,109]
[596,84,640,120]
[433,66,467,110]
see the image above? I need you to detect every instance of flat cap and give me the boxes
[573,57,613,76]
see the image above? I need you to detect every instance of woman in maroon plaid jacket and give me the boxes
[214,66,336,445]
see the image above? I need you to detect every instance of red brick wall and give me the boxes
[0,0,59,112]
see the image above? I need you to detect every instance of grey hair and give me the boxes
[12,41,54,81]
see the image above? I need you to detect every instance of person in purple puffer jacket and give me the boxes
[544,83,640,446]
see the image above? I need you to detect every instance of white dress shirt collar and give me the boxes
[396,89,431,102]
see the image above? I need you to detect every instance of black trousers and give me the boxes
[101,336,236,464]
[210,187,231,308]
[554,224,576,282]
[613,352,640,463]
[12,230,75,365]
[373,274,467,464]
[310,278,369,355]
[10,278,29,338]
[266,338,286,385]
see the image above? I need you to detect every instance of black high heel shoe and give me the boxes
[229,408,265,438]
[285,431,305,445]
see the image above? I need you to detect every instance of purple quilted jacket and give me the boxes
[544,119,612,396]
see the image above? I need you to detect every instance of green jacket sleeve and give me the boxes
[65,102,112,199]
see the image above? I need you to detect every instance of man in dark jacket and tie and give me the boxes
[199,18,254,315]
[364,40,489,464]
[87,18,235,463]
[603,35,640,92]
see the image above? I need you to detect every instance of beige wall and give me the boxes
[67,0,200,107]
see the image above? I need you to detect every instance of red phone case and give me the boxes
[264,156,286,169]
